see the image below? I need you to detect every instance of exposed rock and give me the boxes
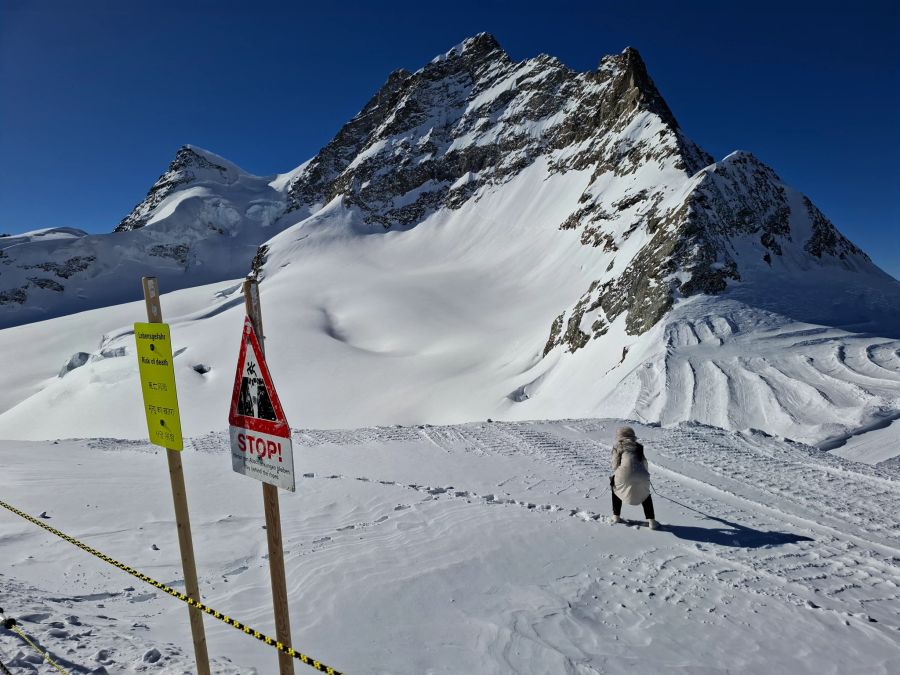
[27,277,64,292]
[249,244,269,279]
[0,286,27,305]
[148,244,189,265]
[25,255,95,279]
[546,150,866,352]
[543,313,565,356]
[804,196,865,260]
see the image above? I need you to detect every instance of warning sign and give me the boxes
[228,317,295,491]
[134,322,183,451]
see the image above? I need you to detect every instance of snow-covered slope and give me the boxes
[1,421,898,673]
[0,34,898,456]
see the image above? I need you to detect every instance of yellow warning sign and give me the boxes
[134,322,183,451]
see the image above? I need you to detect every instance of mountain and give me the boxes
[0,34,898,453]
[0,146,289,328]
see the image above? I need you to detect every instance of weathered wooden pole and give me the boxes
[242,277,295,675]
[141,276,211,675]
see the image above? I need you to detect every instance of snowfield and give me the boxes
[1,420,898,673]
[0,194,897,457]
[3,33,900,674]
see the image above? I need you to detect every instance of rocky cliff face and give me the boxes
[543,150,876,354]
[284,35,710,229]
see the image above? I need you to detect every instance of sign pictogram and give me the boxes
[229,317,295,491]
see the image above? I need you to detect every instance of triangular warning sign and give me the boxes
[228,317,290,438]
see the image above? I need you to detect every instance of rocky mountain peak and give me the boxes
[462,31,502,54]
[433,32,506,65]
[285,36,712,230]
[418,32,510,90]
[596,46,680,131]
[115,145,239,232]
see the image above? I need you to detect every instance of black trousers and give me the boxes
[610,476,655,519]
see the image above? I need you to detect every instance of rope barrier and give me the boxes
[649,480,711,518]
[0,499,343,674]
[8,628,70,674]
[1,608,70,674]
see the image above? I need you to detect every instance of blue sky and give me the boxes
[1,0,898,277]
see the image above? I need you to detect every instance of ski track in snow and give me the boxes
[2,420,899,673]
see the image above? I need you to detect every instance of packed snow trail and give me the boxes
[1,420,898,673]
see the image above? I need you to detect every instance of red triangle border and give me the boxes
[228,316,290,437]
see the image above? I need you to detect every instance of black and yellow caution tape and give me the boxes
[1,607,70,674]
[0,499,343,675]
[8,627,70,674]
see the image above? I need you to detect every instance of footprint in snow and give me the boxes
[143,649,162,664]
[19,612,50,623]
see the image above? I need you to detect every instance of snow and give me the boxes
[827,417,900,465]
[0,227,88,246]
[267,159,311,193]
[535,295,900,450]
[1,420,898,673]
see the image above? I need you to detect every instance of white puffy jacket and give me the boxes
[611,438,651,505]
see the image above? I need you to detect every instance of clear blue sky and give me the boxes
[2,0,898,278]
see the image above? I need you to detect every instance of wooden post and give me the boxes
[242,277,295,675]
[141,277,211,675]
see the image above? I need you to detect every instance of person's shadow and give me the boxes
[663,513,813,548]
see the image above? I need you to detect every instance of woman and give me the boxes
[610,426,658,529]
